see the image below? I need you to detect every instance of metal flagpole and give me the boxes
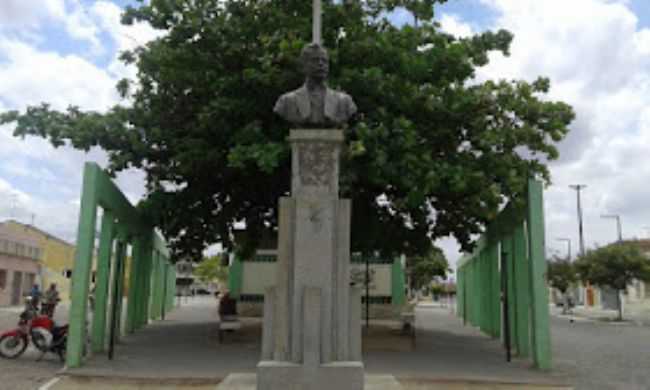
[313,0,322,44]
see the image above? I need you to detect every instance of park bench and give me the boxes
[217,314,242,344]
[400,311,416,347]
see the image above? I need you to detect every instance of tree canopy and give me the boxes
[0,0,574,260]
[575,242,650,319]
[575,243,650,292]
[193,254,229,284]
[407,246,449,290]
[546,257,577,294]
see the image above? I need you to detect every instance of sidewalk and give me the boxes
[550,301,650,326]
[52,298,571,389]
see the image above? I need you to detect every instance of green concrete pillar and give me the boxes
[67,163,99,368]
[149,251,158,320]
[126,236,143,333]
[527,179,552,369]
[488,243,501,339]
[513,222,531,357]
[148,252,156,321]
[91,210,114,353]
[479,252,488,333]
[166,263,175,312]
[161,259,168,319]
[137,238,152,329]
[112,239,128,343]
[456,266,465,323]
[152,251,162,320]
[503,235,518,350]
[228,255,243,298]
[474,256,479,327]
[169,265,176,311]
[138,241,153,327]
[107,239,124,351]
[391,256,406,306]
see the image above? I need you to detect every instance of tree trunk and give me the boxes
[562,292,569,315]
[616,289,623,321]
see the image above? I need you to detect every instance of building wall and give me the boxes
[0,226,42,307]
[350,263,392,297]
[230,250,406,318]
[0,254,40,306]
[2,221,76,302]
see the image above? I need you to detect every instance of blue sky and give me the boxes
[1,0,650,264]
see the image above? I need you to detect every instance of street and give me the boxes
[0,302,649,389]
[0,305,68,390]
[551,315,650,390]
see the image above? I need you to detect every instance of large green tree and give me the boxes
[407,246,449,291]
[0,1,574,260]
[194,254,229,284]
[575,243,650,320]
[546,257,578,314]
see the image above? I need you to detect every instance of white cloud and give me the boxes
[0,0,65,29]
[63,0,104,55]
[0,39,118,111]
[90,1,165,80]
[0,0,159,243]
[472,0,650,257]
[439,14,474,38]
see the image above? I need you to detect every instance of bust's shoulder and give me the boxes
[285,85,308,97]
[327,88,353,101]
[326,89,355,109]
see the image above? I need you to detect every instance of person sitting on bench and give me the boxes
[218,291,238,321]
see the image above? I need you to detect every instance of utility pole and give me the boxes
[555,238,572,261]
[601,214,623,243]
[569,184,587,306]
[569,185,587,256]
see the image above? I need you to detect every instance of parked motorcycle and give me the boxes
[0,298,68,361]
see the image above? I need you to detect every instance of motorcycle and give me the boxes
[0,298,68,361]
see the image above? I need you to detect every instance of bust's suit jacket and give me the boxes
[274,85,357,126]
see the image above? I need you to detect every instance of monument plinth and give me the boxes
[257,129,363,390]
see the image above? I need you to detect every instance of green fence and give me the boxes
[457,179,551,369]
[67,162,176,368]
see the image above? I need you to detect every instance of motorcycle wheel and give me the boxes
[56,335,67,362]
[0,334,28,359]
[31,328,52,352]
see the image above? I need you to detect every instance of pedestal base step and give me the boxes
[215,373,402,390]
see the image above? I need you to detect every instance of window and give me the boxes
[0,269,6,289]
[24,273,35,294]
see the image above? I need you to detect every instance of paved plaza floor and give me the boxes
[55,297,570,389]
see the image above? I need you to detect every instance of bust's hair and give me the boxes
[300,43,328,64]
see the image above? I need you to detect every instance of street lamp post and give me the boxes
[556,238,572,261]
[601,214,623,243]
[569,185,587,256]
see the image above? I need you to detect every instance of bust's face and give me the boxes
[303,48,329,82]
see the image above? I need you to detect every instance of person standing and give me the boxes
[42,283,60,317]
[29,284,42,310]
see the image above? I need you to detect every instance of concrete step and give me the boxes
[45,375,573,390]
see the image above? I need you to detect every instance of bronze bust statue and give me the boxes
[274,43,357,128]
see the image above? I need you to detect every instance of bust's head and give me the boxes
[300,43,329,83]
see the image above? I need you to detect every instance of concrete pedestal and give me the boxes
[257,129,364,390]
